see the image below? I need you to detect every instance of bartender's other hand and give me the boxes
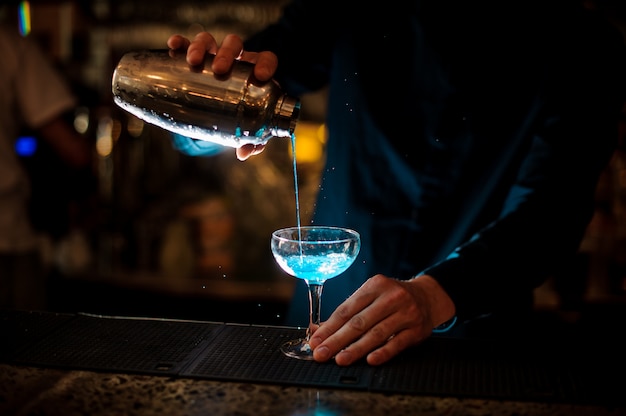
[308,274,456,366]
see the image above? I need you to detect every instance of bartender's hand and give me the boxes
[308,274,456,366]
[167,32,279,161]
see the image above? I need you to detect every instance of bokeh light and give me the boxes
[17,1,31,36]
[15,136,37,157]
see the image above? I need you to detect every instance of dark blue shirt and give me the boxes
[244,0,626,325]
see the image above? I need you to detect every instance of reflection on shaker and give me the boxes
[111,49,300,148]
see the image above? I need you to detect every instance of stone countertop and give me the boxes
[1,363,624,416]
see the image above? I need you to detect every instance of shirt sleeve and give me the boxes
[423,13,626,322]
[15,35,77,129]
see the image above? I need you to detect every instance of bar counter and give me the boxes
[1,309,625,416]
[3,363,624,416]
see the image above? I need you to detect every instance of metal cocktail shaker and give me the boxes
[111,49,300,148]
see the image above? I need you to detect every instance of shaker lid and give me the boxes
[274,95,301,135]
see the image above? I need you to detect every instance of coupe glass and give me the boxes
[271,226,361,360]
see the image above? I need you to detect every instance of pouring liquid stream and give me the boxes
[290,133,303,257]
[291,132,313,342]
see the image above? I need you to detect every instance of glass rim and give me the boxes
[271,226,360,243]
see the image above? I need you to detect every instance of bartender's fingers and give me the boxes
[166,34,190,50]
[236,143,266,161]
[185,32,219,66]
[363,327,426,366]
[212,34,245,74]
[206,36,277,82]
[251,51,279,81]
[335,315,426,367]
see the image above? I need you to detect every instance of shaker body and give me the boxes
[111,49,300,148]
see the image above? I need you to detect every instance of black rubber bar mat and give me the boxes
[1,310,623,406]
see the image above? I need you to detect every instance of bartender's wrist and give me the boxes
[410,274,456,330]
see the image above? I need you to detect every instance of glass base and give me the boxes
[280,338,314,360]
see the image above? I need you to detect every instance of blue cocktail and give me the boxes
[271,226,361,360]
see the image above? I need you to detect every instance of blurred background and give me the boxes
[1,0,626,326]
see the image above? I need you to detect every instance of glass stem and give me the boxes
[306,283,324,342]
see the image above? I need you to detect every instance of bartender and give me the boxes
[167,0,626,366]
